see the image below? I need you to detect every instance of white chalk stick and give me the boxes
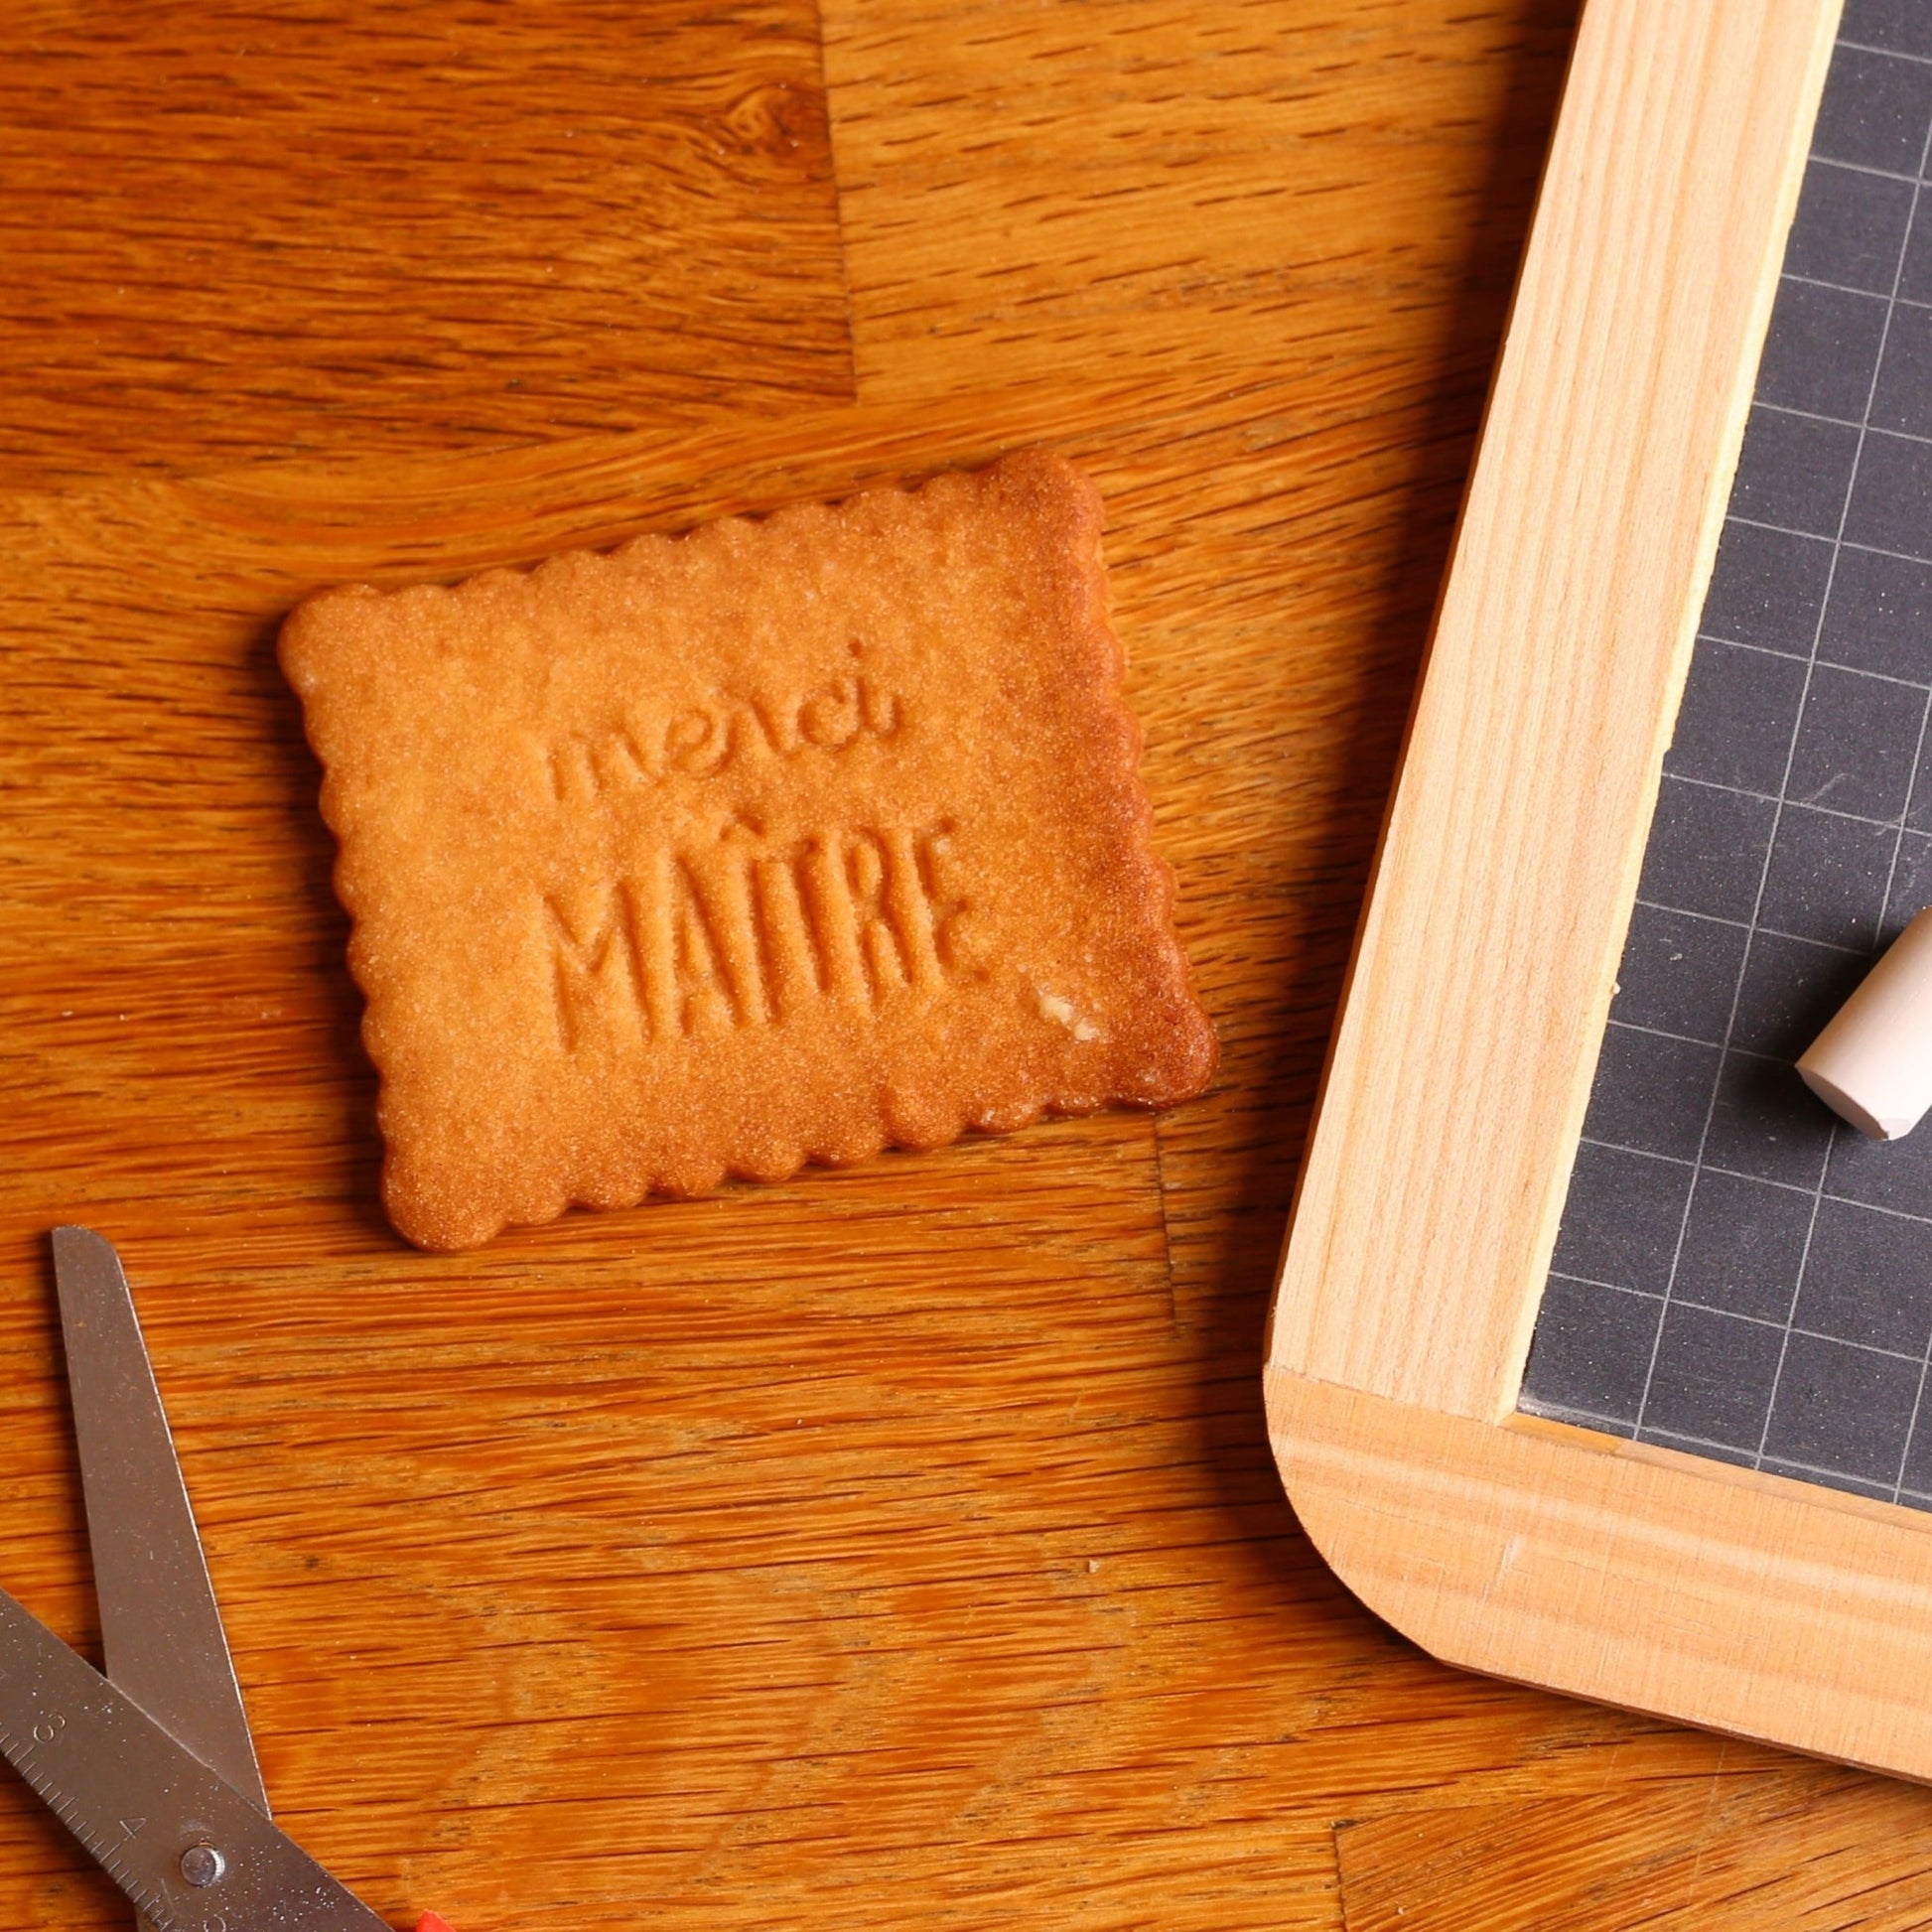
[1798,906,1932,1140]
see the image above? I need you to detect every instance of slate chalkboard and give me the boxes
[1519,5,1932,1504]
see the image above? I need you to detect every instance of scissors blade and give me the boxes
[51,1228,268,1818]
[0,1581,389,1931]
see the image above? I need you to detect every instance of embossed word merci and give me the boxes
[544,662,901,802]
[543,822,964,1049]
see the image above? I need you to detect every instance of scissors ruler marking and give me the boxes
[0,1716,177,1925]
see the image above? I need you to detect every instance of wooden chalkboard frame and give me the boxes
[1259,0,1932,1778]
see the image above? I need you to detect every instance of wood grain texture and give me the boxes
[1336,1769,1932,1931]
[0,0,849,490]
[5,0,1921,1926]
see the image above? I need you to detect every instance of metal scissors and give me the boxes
[0,1227,455,1931]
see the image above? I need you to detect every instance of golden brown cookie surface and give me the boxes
[281,451,1216,1250]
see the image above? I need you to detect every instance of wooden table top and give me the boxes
[7,2,1932,1927]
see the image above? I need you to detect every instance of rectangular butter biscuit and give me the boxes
[281,450,1216,1249]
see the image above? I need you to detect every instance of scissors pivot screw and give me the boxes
[179,1843,225,1887]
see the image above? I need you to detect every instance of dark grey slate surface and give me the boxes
[1517,19,1932,1508]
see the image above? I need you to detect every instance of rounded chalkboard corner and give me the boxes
[1264,1360,1932,1784]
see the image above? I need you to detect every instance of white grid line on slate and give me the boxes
[1754,395,1932,441]
[1576,1133,1932,1231]
[1631,900,1897,952]
[1840,39,1932,73]
[1698,633,1932,695]
[1806,156,1920,188]
[1729,512,1932,570]
[1784,270,1930,306]
[1602,1018,1839,1057]
[1657,769,1921,834]
[1759,398,1878,434]
[1521,1397,1932,1503]
[1547,1272,1932,1366]
[1528,63,1932,1510]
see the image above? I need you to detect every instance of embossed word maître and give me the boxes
[281,452,1217,1251]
